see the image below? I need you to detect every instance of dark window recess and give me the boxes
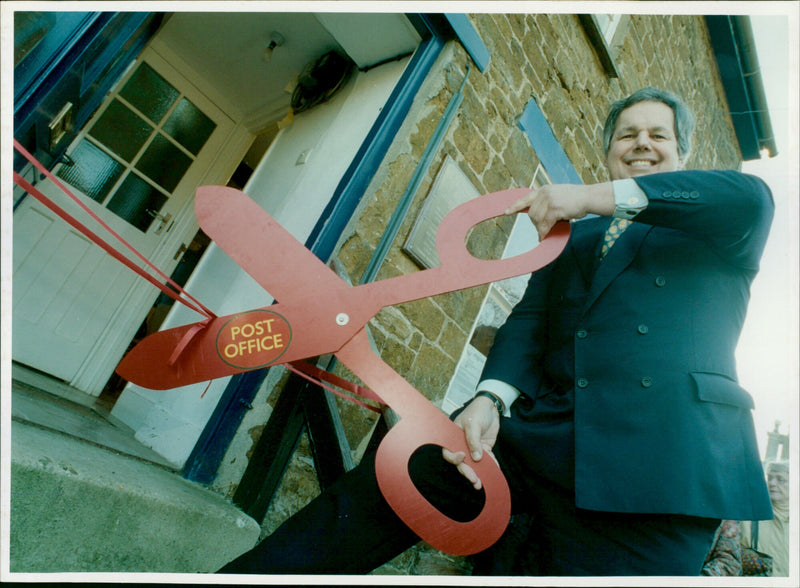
[228,161,254,190]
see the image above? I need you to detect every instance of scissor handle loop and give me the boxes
[435,188,569,278]
[373,412,511,556]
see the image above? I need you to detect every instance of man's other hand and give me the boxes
[443,395,501,490]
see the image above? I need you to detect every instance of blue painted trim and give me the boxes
[518,99,583,185]
[305,33,445,261]
[704,15,769,160]
[181,370,266,483]
[14,12,104,119]
[182,24,447,484]
[359,65,469,285]
[80,13,150,95]
[444,14,490,72]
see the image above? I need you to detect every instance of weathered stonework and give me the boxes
[244,12,744,575]
[259,432,321,539]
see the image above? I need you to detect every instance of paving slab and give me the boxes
[9,420,260,573]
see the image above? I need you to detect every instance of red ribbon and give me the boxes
[286,361,384,413]
[12,139,216,321]
[12,141,390,413]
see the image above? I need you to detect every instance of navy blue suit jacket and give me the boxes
[481,170,774,521]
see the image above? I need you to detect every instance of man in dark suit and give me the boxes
[219,87,774,575]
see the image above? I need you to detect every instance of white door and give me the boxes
[13,49,235,396]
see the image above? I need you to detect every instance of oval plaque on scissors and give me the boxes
[216,309,292,369]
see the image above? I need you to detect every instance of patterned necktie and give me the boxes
[601,218,631,257]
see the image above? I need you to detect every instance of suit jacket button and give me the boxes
[577,378,589,388]
[655,276,666,287]
[641,377,653,388]
[576,329,588,339]
[690,191,699,199]
[637,324,649,334]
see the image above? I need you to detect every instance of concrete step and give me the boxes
[9,420,260,573]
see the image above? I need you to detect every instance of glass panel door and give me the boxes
[13,46,237,395]
[55,62,217,232]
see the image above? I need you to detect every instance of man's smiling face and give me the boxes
[605,100,684,181]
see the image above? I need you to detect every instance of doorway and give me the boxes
[98,123,280,407]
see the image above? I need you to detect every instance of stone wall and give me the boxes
[238,12,743,576]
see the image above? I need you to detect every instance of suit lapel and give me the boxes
[582,221,652,314]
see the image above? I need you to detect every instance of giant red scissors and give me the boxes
[117,185,569,555]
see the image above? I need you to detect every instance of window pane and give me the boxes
[106,173,167,232]
[162,98,217,155]
[119,62,179,124]
[135,134,192,193]
[56,140,123,203]
[89,98,152,162]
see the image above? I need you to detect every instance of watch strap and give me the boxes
[474,390,505,414]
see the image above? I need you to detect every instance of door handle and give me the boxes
[174,243,188,261]
[146,209,173,235]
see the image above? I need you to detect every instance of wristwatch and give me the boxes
[612,179,648,219]
[475,391,505,414]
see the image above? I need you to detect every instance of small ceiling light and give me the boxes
[263,31,286,64]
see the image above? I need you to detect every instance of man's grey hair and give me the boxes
[602,87,695,159]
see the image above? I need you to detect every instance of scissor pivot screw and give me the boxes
[336,313,350,326]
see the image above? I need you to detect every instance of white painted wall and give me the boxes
[111,57,410,467]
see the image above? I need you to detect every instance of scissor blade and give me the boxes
[116,303,345,390]
[195,185,348,303]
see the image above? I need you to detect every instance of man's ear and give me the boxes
[677,156,687,170]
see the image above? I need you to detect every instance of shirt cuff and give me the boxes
[476,379,520,417]
[612,178,648,219]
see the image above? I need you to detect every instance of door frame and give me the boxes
[184,16,456,483]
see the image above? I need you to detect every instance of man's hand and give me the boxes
[506,183,615,241]
[443,395,501,490]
